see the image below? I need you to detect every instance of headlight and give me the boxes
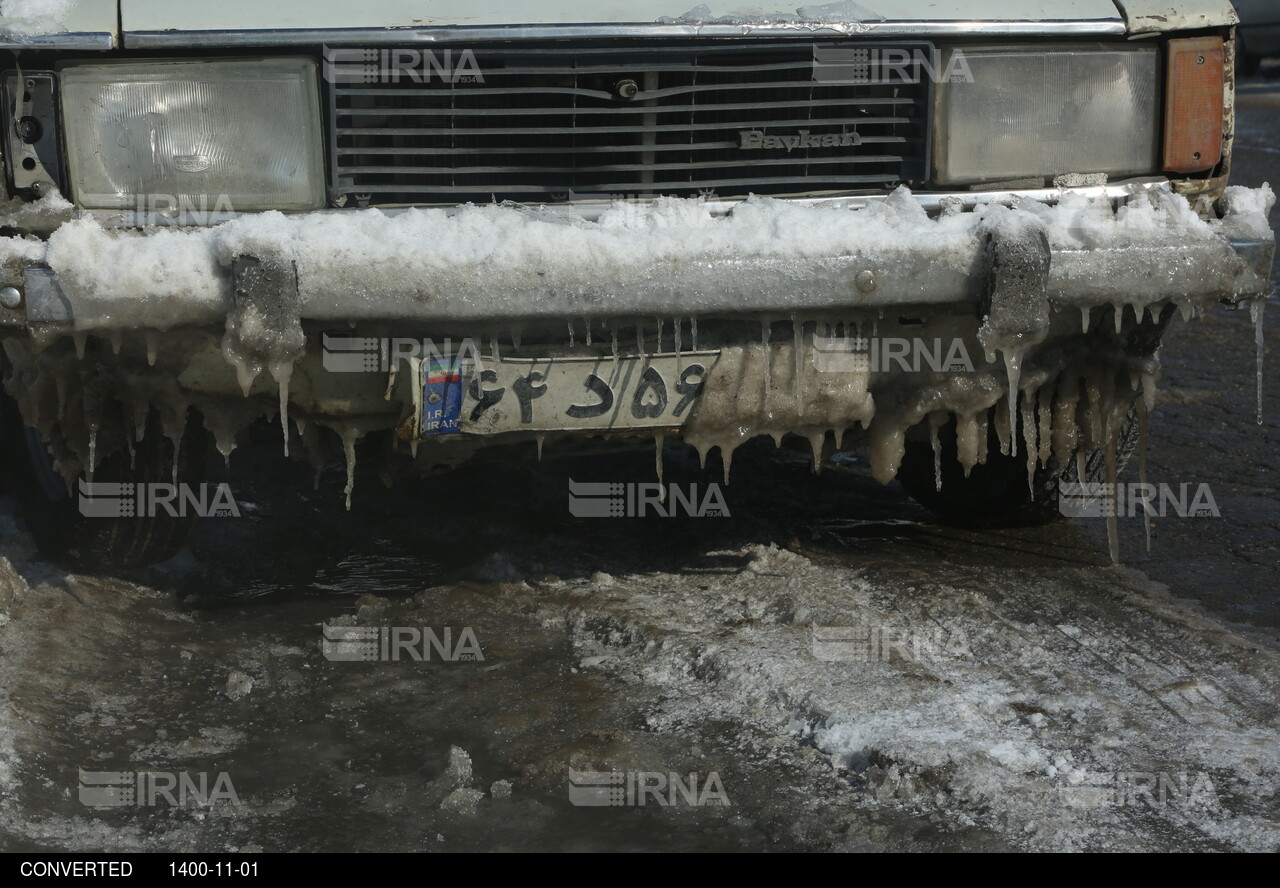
[934,45,1160,186]
[60,58,324,212]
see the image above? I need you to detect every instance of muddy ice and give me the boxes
[0,436,1277,852]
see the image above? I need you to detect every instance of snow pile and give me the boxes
[659,2,887,26]
[30,184,1271,331]
[0,0,74,37]
[44,217,229,329]
[1222,183,1277,219]
[542,542,1280,851]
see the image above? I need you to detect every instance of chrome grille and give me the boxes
[328,41,934,206]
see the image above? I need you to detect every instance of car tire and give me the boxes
[896,406,1139,528]
[1,392,207,569]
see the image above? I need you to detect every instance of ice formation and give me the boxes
[0,0,73,38]
[0,183,1270,560]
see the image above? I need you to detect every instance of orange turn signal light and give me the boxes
[1163,36,1225,174]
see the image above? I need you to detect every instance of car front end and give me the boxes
[0,0,1273,566]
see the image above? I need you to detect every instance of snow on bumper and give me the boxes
[0,184,1274,331]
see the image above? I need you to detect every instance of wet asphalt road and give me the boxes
[0,70,1277,853]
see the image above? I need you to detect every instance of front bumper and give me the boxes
[1,182,1274,334]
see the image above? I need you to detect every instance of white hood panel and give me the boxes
[119,0,1130,32]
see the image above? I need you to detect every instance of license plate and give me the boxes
[419,352,718,437]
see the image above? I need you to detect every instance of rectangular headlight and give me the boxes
[935,45,1160,186]
[61,58,324,212]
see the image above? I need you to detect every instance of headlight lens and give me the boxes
[935,45,1160,186]
[61,58,324,212]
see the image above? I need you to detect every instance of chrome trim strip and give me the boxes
[124,20,1127,48]
[0,32,115,50]
[80,178,1173,229]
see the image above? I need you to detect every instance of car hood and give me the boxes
[1,0,1241,47]
[114,0,1238,31]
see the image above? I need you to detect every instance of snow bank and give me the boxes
[0,0,74,37]
[29,184,1272,331]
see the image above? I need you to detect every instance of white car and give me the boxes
[1235,0,1280,72]
[0,1,1273,568]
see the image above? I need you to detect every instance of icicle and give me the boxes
[1021,398,1037,497]
[1138,400,1152,553]
[585,318,592,347]
[109,331,123,355]
[169,433,182,486]
[610,325,619,373]
[1140,372,1158,413]
[1113,304,1124,334]
[567,319,575,347]
[955,412,979,476]
[87,431,96,482]
[73,332,87,360]
[637,322,645,364]
[691,316,698,351]
[1179,301,1194,322]
[721,445,734,487]
[145,330,159,366]
[655,317,664,354]
[1080,306,1091,334]
[233,359,259,397]
[761,319,772,402]
[1075,450,1088,489]
[655,434,665,501]
[976,411,989,466]
[806,430,824,474]
[1003,349,1022,457]
[536,435,545,461]
[1253,298,1266,425]
[490,334,500,364]
[382,352,399,402]
[342,426,359,510]
[1037,386,1053,467]
[995,396,1012,456]
[410,440,419,460]
[792,315,805,406]
[134,401,149,443]
[929,413,944,492]
[1084,379,1104,450]
[269,358,294,458]
[674,317,683,378]
[511,328,522,348]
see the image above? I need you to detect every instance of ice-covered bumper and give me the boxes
[1,185,1274,332]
